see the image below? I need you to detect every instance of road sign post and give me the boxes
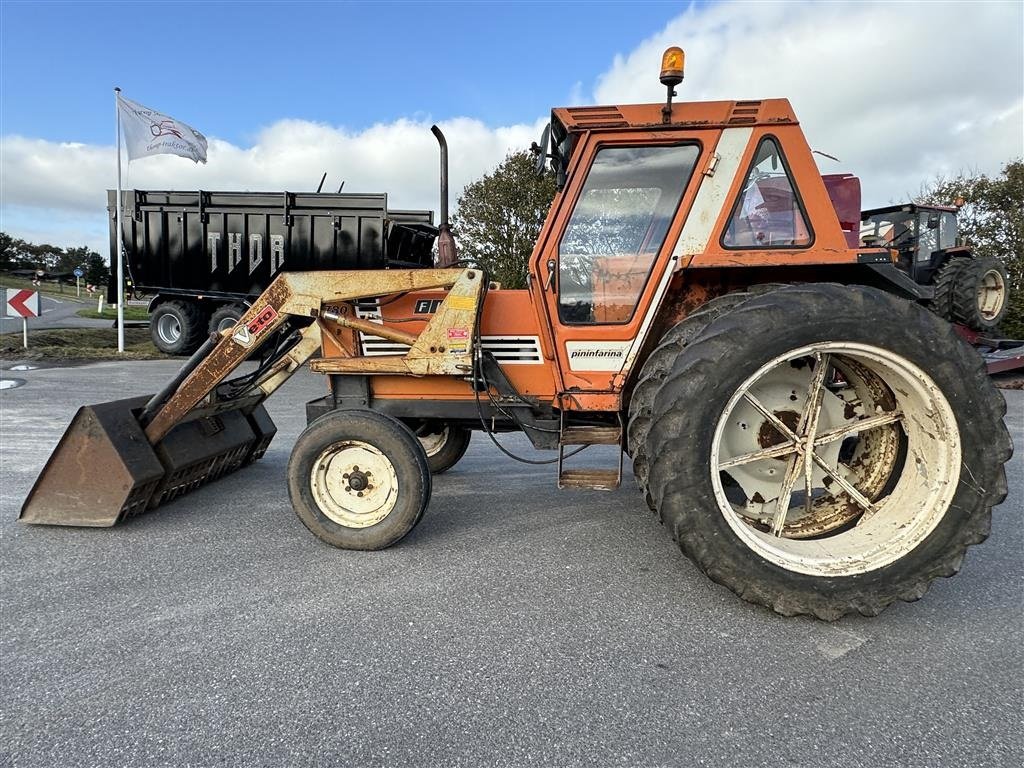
[4,289,41,349]
[74,267,84,298]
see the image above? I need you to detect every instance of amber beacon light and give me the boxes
[660,46,685,123]
[660,46,685,86]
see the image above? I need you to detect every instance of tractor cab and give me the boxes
[860,203,961,283]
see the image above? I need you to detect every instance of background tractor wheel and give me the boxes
[951,257,1009,332]
[412,423,472,474]
[646,284,1011,620]
[628,285,786,509]
[930,256,1010,332]
[288,410,431,550]
[150,299,207,356]
[209,303,248,336]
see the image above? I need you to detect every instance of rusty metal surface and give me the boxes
[19,396,164,527]
[559,426,622,446]
[144,269,468,443]
[557,468,621,490]
[329,313,419,346]
[312,269,483,377]
[19,395,279,527]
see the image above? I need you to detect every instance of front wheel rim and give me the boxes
[310,440,399,528]
[710,342,961,577]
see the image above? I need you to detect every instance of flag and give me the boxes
[116,93,208,164]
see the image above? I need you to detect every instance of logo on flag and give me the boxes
[116,93,208,164]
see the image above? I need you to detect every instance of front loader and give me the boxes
[21,48,1012,620]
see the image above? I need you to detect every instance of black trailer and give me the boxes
[108,189,437,354]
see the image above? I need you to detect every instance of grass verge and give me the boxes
[0,275,93,301]
[76,307,150,321]
[0,328,169,360]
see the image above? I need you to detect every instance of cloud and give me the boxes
[1,118,544,255]
[592,0,1023,204]
[2,1,1021,257]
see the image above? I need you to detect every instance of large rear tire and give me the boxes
[628,285,785,508]
[288,410,431,550]
[646,284,1011,620]
[150,300,207,356]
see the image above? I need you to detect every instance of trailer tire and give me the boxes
[646,283,1011,620]
[414,424,472,474]
[628,285,786,510]
[150,300,207,356]
[209,303,248,336]
[288,409,431,550]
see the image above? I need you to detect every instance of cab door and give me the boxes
[530,129,713,396]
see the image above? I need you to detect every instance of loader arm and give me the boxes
[20,268,483,528]
[142,268,482,442]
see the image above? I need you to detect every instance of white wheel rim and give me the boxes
[711,342,961,577]
[418,427,450,457]
[310,440,399,528]
[156,314,181,344]
[977,269,1006,320]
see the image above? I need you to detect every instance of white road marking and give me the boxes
[816,627,868,660]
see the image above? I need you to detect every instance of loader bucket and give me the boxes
[19,394,276,527]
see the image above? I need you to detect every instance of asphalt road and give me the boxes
[0,361,1021,768]
[0,293,110,333]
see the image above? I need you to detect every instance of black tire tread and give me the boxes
[208,303,247,335]
[150,299,207,356]
[927,257,967,323]
[627,284,788,509]
[287,410,432,551]
[422,425,472,474]
[950,257,1010,332]
[646,283,1011,620]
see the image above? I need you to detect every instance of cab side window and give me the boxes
[723,138,811,249]
[558,144,699,324]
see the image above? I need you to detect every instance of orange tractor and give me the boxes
[21,49,1012,620]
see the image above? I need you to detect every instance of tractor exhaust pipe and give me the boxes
[431,125,458,267]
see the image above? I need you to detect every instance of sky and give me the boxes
[1,0,1022,258]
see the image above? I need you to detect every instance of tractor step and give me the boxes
[559,425,622,446]
[556,413,623,490]
[558,468,621,490]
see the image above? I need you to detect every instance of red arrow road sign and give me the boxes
[5,289,41,318]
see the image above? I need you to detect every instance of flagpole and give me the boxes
[114,87,125,354]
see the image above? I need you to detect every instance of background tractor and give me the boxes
[21,48,1012,621]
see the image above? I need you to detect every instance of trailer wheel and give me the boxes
[414,424,472,474]
[150,300,207,356]
[628,285,786,509]
[288,410,431,550]
[209,303,248,336]
[646,284,1011,620]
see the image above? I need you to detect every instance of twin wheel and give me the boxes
[285,284,1010,619]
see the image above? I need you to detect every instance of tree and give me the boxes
[0,233,108,284]
[452,150,557,289]
[915,160,1024,337]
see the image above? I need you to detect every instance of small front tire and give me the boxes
[288,410,431,550]
[415,424,472,474]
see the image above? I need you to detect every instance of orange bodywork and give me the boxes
[317,98,892,415]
